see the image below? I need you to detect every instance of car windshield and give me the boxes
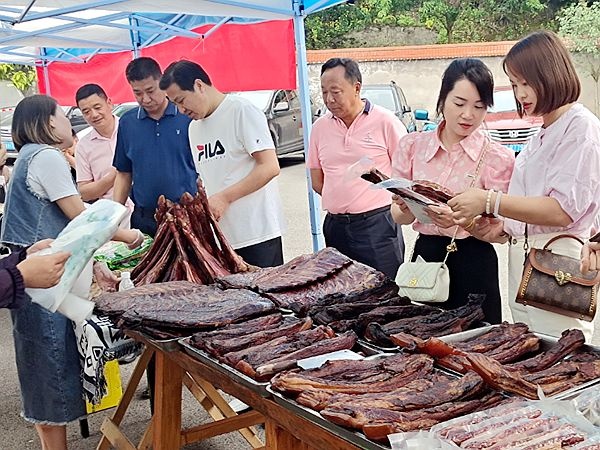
[489,90,517,113]
[230,91,272,110]
[113,103,138,117]
[361,87,396,112]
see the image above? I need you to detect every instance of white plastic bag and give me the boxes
[26,200,128,322]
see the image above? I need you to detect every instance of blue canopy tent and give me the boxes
[0,0,348,251]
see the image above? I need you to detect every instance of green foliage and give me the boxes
[418,0,462,43]
[0,63,36,95]
[558,1,600,113]
[305,0,422,49]
[418,0,546,43]
[305,0,551,48]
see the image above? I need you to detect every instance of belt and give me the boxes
[328,205,389,223]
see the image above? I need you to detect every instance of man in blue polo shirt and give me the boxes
[113,57,198,236]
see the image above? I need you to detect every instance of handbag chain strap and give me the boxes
[415,139,491,264]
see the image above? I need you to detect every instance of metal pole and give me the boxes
[41,47,51,95]
[292,9,324,252]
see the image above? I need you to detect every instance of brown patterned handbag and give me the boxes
[516,234,600,321]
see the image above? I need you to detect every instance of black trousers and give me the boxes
[413,234,502,324]
[323,207,404,279]
[131,206,157,237]
[236,236,283,268]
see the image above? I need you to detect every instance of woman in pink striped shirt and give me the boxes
[450,31,600,340]
[391,58,515,323]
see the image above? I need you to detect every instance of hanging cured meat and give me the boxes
[131,181,248,286]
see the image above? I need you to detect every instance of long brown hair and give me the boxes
[503,31,580,117]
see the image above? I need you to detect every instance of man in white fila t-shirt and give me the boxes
[160,60,285,267]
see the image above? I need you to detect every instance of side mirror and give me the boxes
[273,101,289,113]
[414,109,429,121]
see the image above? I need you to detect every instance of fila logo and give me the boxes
[197,140,225,161]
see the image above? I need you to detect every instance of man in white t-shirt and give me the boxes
[75,84,133,225]
[159,60,285,267]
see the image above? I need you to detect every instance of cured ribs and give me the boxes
[217,247,351,292]
[365,297,485,346]
[131,182,248,285]
[95,282,277,336]
[218,251,399,316]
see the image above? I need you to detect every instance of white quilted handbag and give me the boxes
[395,255,450,302]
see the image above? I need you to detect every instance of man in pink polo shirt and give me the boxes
[75,84,133,219]
[308,58,406,278]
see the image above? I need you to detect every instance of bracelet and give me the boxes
[493,190,503,217]
[485,189,494,215]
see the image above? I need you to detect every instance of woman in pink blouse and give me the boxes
[391,58,515,323]
[449,31,600,340]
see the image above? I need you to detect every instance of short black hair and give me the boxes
[75,83,108,105]
[159,60,212,92]
[320,58,362,84]
[125,57,162,83]
[436,58,494,117]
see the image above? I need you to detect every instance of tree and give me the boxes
[419,0,463,43]
[304,0,421,49]
[558,1,600,114]
[0,64,37,96]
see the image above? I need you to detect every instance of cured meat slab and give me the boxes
[217,247,352,292]
[365,297,485,346]
[95,281,277,334]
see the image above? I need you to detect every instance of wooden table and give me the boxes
[97,334,363,450]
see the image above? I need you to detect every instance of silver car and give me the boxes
[230,90,318,156]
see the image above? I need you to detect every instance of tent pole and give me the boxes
[41,47,51,95]
[292,11,324,252]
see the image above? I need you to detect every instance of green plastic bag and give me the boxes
[94,234,153,271]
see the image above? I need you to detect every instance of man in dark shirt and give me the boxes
[113,57,198,236]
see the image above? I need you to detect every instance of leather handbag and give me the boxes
[516,234,600,321]
[396,255,450,302]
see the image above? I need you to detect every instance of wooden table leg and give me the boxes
[97,348,154,450]
[265,420,315,450]
[153,349,183,449]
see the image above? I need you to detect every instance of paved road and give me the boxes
[0,154,516,449]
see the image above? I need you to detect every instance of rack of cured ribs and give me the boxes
[361,296,486,347]
[389,324,600,399]
[185,316,358,381]
[131,181,249,286]
[270,352,505,442]
[217,247,400,316]
[94,281,277,339]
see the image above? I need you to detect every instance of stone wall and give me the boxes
[307,54,599,118]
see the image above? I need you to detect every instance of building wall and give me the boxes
[307,51,599,118]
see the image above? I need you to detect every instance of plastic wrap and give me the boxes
[573,388,600,426]
[388,431,455,450]
[25,200,127,322]
[432,396,600,448]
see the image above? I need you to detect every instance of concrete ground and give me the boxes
[0,154,528,449]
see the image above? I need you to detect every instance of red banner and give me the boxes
[37,20,297,106]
